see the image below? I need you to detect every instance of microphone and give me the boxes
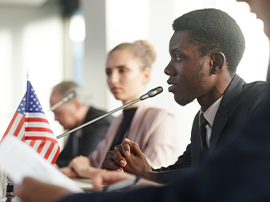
[140,86,163,100]
[56,86,163,139]
[2,91,77,122]
[50,91,76,111]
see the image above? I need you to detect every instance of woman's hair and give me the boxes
[109,40,156,69]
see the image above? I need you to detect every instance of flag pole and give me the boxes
[27,69,30,81]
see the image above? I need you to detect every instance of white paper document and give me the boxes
[0,135,83,193]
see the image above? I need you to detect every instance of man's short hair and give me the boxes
[173,8,245,75]
[52,81,88,105]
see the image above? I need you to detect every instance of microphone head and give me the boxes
[62,91,76,102]
[67,91,76,99]
[50,91,77,111]
[140,86,163,100]
[148,86,163,97]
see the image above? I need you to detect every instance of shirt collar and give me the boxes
[200,96,223,127]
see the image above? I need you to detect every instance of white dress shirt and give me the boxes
[200,96,223,147]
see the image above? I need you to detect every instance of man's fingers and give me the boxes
[102,155,122,170]
[15,177,31,200]
[15,177,40,202]
[124,138,143,157]
[106,149,127,167]
[121,142,131,156]
[69,156,79,166]
[112,148,127,167]
[117,167,124,172]
[68,159,75,168]
[92,171,135,191]
[16,177,72,202]
[92,172,117,191]
[60,167,78,178]
[92,173,105,191]
[102,151,126,170]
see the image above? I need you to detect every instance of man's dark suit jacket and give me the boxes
[56,107,114,167]
[58,83,270,201]
[154,74,268,183]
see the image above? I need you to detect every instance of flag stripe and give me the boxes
[29,140,36,147]
[26,113,48,119]
[44,142,55,160]
[4,113,23,138]
[24,133,56,140]
[32,140,42,151]
[37,141,45,154]
[13,117,25,137]
[39,141,51,157]
[24,136,58,144]
[25,127,53,133]
[47,144,59,163]
[25,117,49,124]
[3,112,18,138]
[51,145,60,165]
[25,122,50,128]
[16,127,25,141]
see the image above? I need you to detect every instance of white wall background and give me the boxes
[0,2,64,140]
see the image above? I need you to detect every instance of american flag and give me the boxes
[2,81,60,164]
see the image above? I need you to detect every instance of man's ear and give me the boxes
[210,52,225,75]
[73,98,82,109]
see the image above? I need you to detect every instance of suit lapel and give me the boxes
[209,74,246,151]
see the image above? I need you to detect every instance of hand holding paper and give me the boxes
[15,177,72,202]
[0,135,82,193]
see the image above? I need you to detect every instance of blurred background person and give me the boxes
[50,81,114,167]
[60,40,180,179]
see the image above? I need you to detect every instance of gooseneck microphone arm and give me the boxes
[56,86,163,139]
